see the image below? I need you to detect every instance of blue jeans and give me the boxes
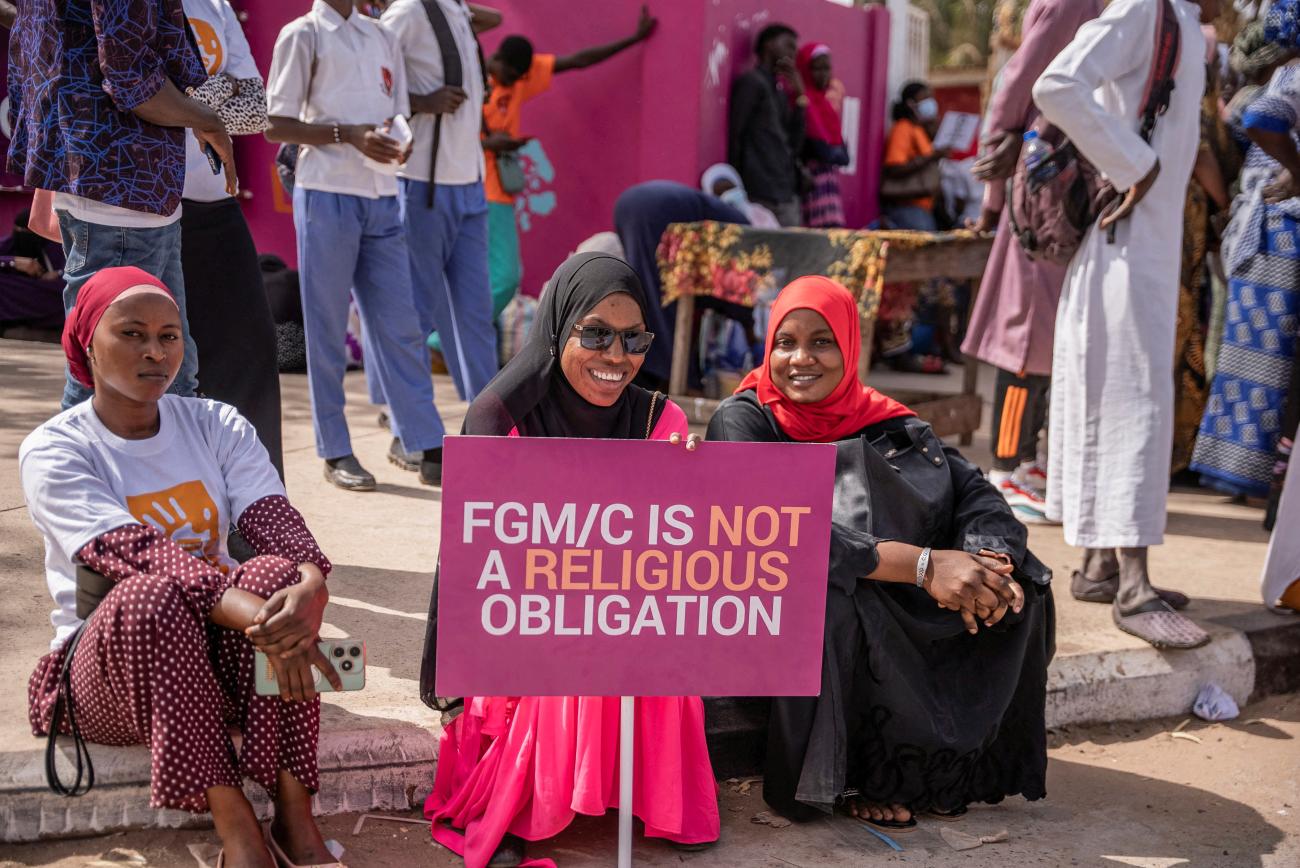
[293,187,444,459]
[57,212,198,408]
[383,179,495,404]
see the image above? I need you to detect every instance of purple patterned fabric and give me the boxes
[7,0,207,216]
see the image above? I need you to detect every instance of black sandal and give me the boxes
[925,805,968,821]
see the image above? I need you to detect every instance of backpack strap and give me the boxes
[1138,0,1182,143]
[420,0,476,208]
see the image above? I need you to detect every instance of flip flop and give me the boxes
[1071,571,1191,610]
[265,827,346,868]
[1112,601,1210,650]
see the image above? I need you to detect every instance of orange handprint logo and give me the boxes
[126,480,224,569]
[188,17,225,75]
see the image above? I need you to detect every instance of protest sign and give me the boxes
[435,435,836,698]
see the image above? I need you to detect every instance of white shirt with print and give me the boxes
[20,395,285,650]
[266,0,411,199]
[182,0,264,202]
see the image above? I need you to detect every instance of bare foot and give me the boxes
[271,770,334,865]
[847,797,913,826]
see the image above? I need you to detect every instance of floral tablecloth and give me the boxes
[656,223,954,325]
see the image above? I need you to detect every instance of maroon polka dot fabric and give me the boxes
[28,496,329,813]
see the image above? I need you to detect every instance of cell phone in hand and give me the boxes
[254,639,367,695]
[203,142,221,175]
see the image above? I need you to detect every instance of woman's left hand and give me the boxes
[1264,169,1300,204]
[246,564,329,658]
[668,431,701,452]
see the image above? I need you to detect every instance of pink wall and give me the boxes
[0,1,891,286]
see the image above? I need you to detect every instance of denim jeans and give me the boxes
[57,212,197,408]
[292,187,444,459]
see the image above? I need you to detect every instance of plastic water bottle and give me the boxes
[1022,130,1060,190]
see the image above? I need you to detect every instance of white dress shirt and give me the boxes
[266,0,410,199]
[382,0,486,185]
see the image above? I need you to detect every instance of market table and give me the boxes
[657,222,994,442]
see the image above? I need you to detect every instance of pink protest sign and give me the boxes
[435,436,835,698]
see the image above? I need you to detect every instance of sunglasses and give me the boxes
[571,324,655,355]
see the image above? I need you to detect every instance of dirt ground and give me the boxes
[3,693,1297,868]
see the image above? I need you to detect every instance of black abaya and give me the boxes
[707,390,1054,818]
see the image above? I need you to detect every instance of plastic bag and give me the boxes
[1192,682,1240,722]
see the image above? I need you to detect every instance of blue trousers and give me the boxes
[382,179,496,404]
[57,213,198,408]
[293,187,444,458]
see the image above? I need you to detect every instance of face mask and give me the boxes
[719,187,749,210]
[916,98,939,121]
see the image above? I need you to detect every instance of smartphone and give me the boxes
[203,142,221,175]
[254,639,366,695]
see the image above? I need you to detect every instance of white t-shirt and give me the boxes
[52,194,180,229]
[381,0,485,185]
[182,0,263,202]
[266,0,411,199]
[20,395,286,651]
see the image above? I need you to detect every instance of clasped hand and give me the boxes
[245,566,341,701]
[923,549,1024,634]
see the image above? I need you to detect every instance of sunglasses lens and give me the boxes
[579,327,615,350]
[622,331,654,355]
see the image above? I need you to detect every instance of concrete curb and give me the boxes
[0,726,437,843]
[3,614,1297,843]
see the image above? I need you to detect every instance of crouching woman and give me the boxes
[21,267,342,868]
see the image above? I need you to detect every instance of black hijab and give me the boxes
[464,252,667,439]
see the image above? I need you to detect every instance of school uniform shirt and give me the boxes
[382,0,485,185]
[182,0,263,202]
[20,395,285,651]
[266,0,411,199]
[483,53,555,205]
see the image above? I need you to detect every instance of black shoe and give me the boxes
[419,447,443,487]
[323,455,376,491]
[387,437,421,472]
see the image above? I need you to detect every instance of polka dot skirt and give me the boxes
[29,499,329,813]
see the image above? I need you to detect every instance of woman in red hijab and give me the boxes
[795,43,850,227]
[708,276,1054,831]
[24,267,344,867]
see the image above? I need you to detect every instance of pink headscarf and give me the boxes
[61,266,177,388]
[795,42,844,148]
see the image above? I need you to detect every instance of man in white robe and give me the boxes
[1033,0,1219,648]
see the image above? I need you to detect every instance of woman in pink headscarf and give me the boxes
[795,42,850,227]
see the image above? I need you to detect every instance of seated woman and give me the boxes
[21,267,343,868]
[707,277,1053,829]
[421,253,720,867]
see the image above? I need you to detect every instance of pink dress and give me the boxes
[425,401,720,868]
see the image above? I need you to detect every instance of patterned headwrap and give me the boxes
[1265,0,1300,52]
[1233,21,1288,78]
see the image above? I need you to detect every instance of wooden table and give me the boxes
[664,229,994,443]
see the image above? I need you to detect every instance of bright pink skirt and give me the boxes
[424,695,720,868]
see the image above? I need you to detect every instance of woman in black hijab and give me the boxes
[421,253,719,868]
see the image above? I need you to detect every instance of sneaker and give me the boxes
[996,478,1051,525]
[1013,462,1048,498]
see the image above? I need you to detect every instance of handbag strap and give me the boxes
[420,0,488,208]
[45,619,95,797]
[1138,0,1182,144]
[645,391,662,440]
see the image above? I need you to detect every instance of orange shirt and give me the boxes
[883,118,935,211]
[483,53,556,204]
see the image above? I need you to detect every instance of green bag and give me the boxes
[495,151,527,196]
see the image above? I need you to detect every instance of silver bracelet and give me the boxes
[915,547,932,589]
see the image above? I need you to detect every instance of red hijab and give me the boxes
[738,276,912,442]
[62,266,177,388]
[796,42,844,147]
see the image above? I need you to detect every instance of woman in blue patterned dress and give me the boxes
[1192,3,1300,497]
